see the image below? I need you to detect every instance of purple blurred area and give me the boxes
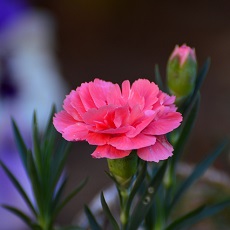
[1,0,230,228]
[0,0,30,32]
[0,0,67,229]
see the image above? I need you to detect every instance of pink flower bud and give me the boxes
[167,44,197,103]
[169,44,196,66]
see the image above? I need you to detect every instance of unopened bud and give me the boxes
[167,44,197,104]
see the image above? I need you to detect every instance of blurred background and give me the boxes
[1,0,230,229]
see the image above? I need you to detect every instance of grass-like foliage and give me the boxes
[0,106,87,230]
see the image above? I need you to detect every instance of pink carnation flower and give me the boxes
[53,79,182,162]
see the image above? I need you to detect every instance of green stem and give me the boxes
[120,188,129,230]
[38,215,53,230]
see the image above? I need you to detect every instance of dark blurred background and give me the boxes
[1,0,230,227]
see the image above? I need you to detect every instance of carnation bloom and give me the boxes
[53,79,182,162]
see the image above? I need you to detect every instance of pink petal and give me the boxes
[131,79,159,109]
[69,89,87,116]
[53,111,76,133]
[128,89,145,110]
[91,145,131,159]
[97,126,131,134]
[143,112,182,135]
[78,82,97,110]
[86,133,110,145]
[127,110,156,138]
[82,106,115,126]
[109,133,156,150]
[88,79,113,107]
[62,122,88,141]
[63,91,82,121]
[121,80,131,100]
[137,135,173,162]
[114,105,129,128]
[106,83,122,106]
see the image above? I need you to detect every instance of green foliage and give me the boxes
[1,106,87,230]
[128,161,168,230]
[84,205,102,230]
[100,192,120,230]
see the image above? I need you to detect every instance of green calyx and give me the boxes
[107,152,138,188]
[167,55,197,103]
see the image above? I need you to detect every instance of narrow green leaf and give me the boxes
[84,205,102,230]
[27,150,43,215]
[53,178,88,217]
[165,205,206,230]
[165,96,200,211]
[194,58,211,97]
[51,141,72,191]
[155,64,165,91]
[126,161,147,212]
[128,161,168,230]
[32,112,43,176]
[0,161,37,216]
[11,119,28,172]
[153,191,166,230]
[170,140,228,210]
[100,192,120,230]
[104,171,122,205]
[172,95,200,164]
[2,205,40,229]
[144,204,155,230]
[42,105,56,143]
[51,177,68,212]
[182,58,210,116]
[166,199,230,230]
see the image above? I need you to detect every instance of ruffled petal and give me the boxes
[109,133,156,150]
[82,105,115,126]
[121,80,131,100]
[137,135,173,162]
[106,83,122,105]
[53,111,76,133]
[143,112,182,135]
[62,123,88,141]
[86,133,110,145]
[131,79,159,109]
[88,78,115,107]
[63,91,82,120]
[78,82,97,110]
[114,105,129,128]
[70,89,87,116]
[91,145,131,159]
[127,109,156,138]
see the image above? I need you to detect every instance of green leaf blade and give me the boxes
[0,160,37,216]
[166,199,230,230]
[155,64,165,91]
[2,205,40,229]
[170,139,228,210]
[182,58,210,116]
[128,161,168,230]
[126,161,147,212]
[100,192,120,230]
[11,119,28,172]
[84,205,102,230]
[53,178,88,218]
